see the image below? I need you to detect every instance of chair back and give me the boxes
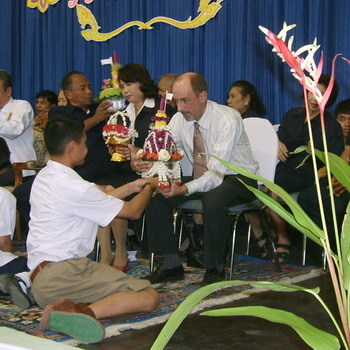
[243,118,278,183]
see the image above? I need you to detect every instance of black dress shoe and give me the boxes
[143,265,185,284]
[201,269,226,286]
[186,249,203,268]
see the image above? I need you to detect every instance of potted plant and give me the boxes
[151,23,350,350]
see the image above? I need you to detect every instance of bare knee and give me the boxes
[142,288,160,312]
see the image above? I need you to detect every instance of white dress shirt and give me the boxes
[27,160,123,270]
[169,100,259,195]
[0,187,18,267]
[0,97,36,176]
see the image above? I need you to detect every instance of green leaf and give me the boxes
[201,306,340,350]
[295,146,350,190]
[151,281,321,349]
[245,183,322,245]
[313,149,350,190]
[209,154,325,244]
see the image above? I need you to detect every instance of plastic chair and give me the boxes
[150,118,279,278]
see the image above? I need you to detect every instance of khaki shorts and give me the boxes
[32,258,152,308]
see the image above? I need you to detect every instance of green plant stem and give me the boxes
[303,86,349,346]
[306,288,347,349]
[326,250,350,348]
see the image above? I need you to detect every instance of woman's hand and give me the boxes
[278,141,289,162]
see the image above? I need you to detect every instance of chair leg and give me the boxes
[229,214,240,280]
[95,241,100,262]
[150,253,155,272]
[322,250,327,271]
[246,225,252,255]
[302,235,307,266]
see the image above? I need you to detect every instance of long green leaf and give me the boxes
[209,154,325,243]
[151,280,321,349]
[245,183,322,245]
[201,306,340,350]
[314,149,350,190]
[295,146,350,190]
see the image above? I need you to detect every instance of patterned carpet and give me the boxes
[0,255,322,346]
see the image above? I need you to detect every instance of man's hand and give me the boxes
[128,178,158,194]
[84,100,116,130]
[278,141,289,162]
[129,144,152,173]
[160,179,188,198]
[14,251,27,257]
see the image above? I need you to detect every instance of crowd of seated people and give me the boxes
[0,65,349,343]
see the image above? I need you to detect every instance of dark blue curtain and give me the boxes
[1,0,349,124]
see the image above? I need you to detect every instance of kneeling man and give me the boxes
[27,115,159,343]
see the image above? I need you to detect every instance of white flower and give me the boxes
[158,149,171,161]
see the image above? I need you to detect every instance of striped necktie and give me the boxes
[193,122,207,179]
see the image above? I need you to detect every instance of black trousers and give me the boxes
[145,175,257,271]
[0,256,28,274]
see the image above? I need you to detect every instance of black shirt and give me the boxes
[275,107,344,192]
[49,104,121,182]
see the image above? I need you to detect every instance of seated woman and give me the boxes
[96,64,176,271]
[227,80,266,119]
[270,74,344,263]
[227,80,270,258]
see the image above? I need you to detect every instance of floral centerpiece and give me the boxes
[137,98,183,188]
[102,111,138,162]
[98,51,125,110]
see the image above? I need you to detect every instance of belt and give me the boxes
[30,261,52,282]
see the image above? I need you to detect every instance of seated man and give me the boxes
[132,73,258,285]
[0,137,31,309]
[0,70,36,186]
[27,115,160,343]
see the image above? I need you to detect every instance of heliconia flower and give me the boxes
[259,22,337,114]
[342,57,350,65]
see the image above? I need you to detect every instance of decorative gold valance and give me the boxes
[26,0,224,42]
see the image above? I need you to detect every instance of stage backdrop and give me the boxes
[0,0,349,124]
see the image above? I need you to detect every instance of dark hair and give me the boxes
[0,137,11,171]
[44,115,85,156]
[334,99,350,118]
[0,70,12,90]
[230,80,266,117]
[61,71,86,91]
[36,90,58,105]
[317,74,338,109]
[118,64,159,99]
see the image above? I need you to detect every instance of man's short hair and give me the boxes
[61,71,85,91]
[335,99,350,118]
[0,137,11,171]
[188,73,208,95]
[44,115,85,156]
[0,70,12,90]
[36,90,58,105]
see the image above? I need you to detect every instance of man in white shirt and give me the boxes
[0,137,31,309]
[132,73,259,285]
[27,115,159,343]
[0,70,36,185]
